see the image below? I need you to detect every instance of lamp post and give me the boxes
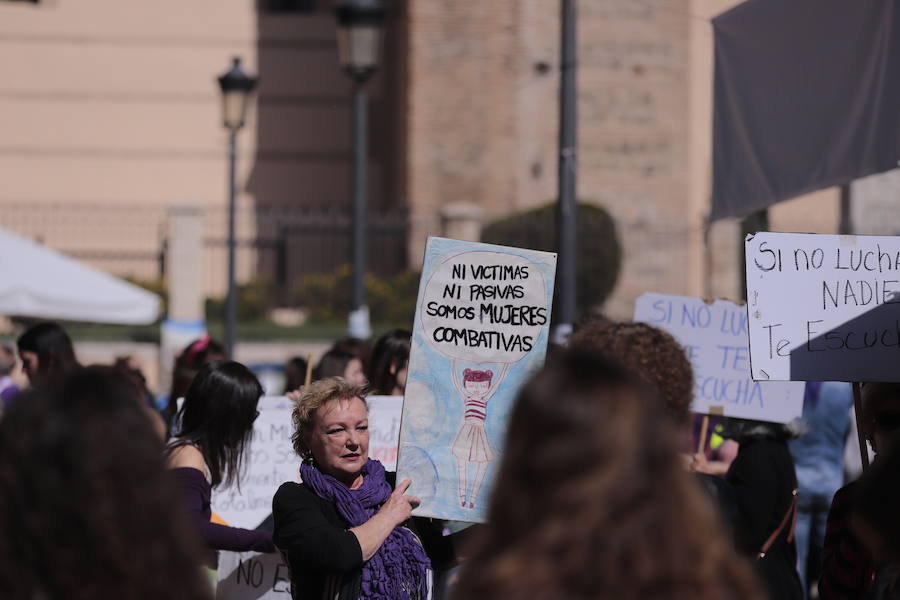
[217,57,257,360]
[335,0,386,340]
[552,0,578,346]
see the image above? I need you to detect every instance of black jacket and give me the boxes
[727,437,803,600]
[272,473,453,600]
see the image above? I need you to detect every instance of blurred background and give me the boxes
[2,0,900,392]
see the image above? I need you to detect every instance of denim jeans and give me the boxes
[795,488,834,599]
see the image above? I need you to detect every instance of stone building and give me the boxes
[0,0,894,321]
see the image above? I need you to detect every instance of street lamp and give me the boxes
[335,0,386,340]
[217,57,257,359]
[552,0,578,346]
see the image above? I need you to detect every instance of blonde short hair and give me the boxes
[291,377,368,459]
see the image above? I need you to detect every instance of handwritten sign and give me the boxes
[745,232,900,382]
[635,293,804,423]
[397,237,556,523]
[365,395,403,470]
[217,552,292,599]
[215,395,404,599]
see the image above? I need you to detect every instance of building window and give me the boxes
[259,0,316,12]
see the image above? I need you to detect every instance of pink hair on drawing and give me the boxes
[463,368,493,384]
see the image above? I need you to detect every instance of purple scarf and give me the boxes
[299,458,431,600]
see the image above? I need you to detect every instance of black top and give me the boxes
[726,438,803,600]
[272,473,454,600]
[170,467,275,567]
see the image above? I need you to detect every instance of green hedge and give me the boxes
[480,202,621,312]
[291,266,419,328]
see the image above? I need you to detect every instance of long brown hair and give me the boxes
[453,351,762,600]
[0,367,212,600]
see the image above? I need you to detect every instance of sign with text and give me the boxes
[366,395,403,470]
[397,237,556,523]
[635,293,804,423]
[745,232,900,382]
[215,395,404,599]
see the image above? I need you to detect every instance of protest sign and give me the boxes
[211,396,298,529]
[745,231,900,382]
[214,394,405,598]
[635,293,804,423]
[366,395,403,470]
[396,237,556,523]
[217,552,292,599]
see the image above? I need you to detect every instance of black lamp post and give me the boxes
[553,0,578,346]
[335,0,386,340]
[217,57,257,359]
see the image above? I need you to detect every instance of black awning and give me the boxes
[711,0,900,220]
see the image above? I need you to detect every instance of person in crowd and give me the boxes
[722,418,803,600]
[852,444,900,599]
[452,350,763,600]
[0,366,212,599]
[114,354,153,403]
[314,348,367,387]
[84,363,166,441]
[16,321,79,389]
[332,337,372,374]
[166,361,275,568]
[789,381,853,598]
[569,320,694,430]
[568,319,737,524]
[162,335,225,427]
[820,382,900,600]
[0,343,20,408]
[273,377,443,600]
[367,329,411,396]
[284,355,310,394]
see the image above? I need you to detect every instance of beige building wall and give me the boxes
[0,0,259,296]
[0,0,402,299]
[0,0,886,326]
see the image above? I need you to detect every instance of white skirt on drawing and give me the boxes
[451,422,495,463]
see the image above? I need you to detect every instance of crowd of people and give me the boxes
[0,318,898,599]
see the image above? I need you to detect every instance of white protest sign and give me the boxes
[215,394,405,599]
[398,237,556,523]
[635,293,804,423]
[745,232,900,382]
[217,552,292,599]
[212,396,298,529]
[366,395,403,470]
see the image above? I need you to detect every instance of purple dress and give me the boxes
[170,467,274,567]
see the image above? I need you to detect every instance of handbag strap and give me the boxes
[757,488,798,560]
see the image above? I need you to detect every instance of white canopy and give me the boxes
[0,226,160,325]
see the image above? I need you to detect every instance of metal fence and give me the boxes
[0,201,409,299]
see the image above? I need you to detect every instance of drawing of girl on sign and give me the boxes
[451,363,507,509]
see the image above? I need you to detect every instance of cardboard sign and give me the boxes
[396,237,556,523]
[215,394,404,599]
[365,395,404,471]
[745,231,900,382]
[635,293,804,423]
[211,396,298,529]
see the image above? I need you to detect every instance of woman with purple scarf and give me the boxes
[273,377,434,600]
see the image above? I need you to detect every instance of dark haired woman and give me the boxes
[0,366,212,599]
[315,348,367,386]
[367,329,411,396]
[453,351,763,600]
[166,361,275,568]
[723,418,803,600]
[16,321,79,389]
[162,335,226,428]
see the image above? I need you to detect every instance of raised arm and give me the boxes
[349,479,420,560]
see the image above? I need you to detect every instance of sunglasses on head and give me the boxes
[873,412,900,433]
